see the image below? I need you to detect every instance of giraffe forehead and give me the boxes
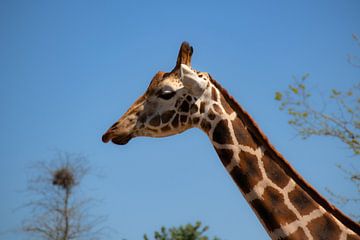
[146,69,211,95]
[145,72,182,95]
[158,77,183,90]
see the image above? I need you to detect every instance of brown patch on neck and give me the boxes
[214,148,233,166]
[234,151,262,194]
[251,187,298,231]
[212,120,233,144]
[283,228,307,240]
[219,94,234,115]
[213,103,223,115]
[200,119,212,134]
[211,87,218,101]
[208,75,360,235]
[262,154,290,188]
[288,185,318,217]
[231,117,258,149]
[307,213,342,239]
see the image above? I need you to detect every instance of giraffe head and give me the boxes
[102,42,213,145]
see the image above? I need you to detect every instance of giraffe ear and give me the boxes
[180,64,207,96]
[173,42,193,70]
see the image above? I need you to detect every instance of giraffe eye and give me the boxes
[158,90,176,100]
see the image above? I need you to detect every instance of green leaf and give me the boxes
[275,92,283,101]
[299,83,305,90]
[289,85,299,94]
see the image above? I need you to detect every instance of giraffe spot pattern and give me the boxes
[262,155,290,189]
[172,114,179,128]
[175,98,182,108]
[149,114,161,127]
[200,119,212,133]
[207,109,216,120]
[214,148,233,167]
[161,125,171,132]
[161,110,175,124]
[192,117,200,125]
[220,94,234,115]
[105,45,360,240]
[138,113,147,124]
[230,166,245,190]
[203,83,358,239]
[213,104,223,115]
[237,150,263,194]
[179,101,189,112]
[211,87,218,101]
[190,104,198,114]
[307,213,342,240]
[212,120,233,145]
[251,187,298,231]
[200,102,206,114]
[288,185,318,217]
[187,117,193,125]
[180,115,188,124]
[231,117,257,149]
[230,167,252,194]
[282,227,307,240]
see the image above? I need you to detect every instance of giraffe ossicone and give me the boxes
[102,42,360,239]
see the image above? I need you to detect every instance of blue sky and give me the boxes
[0,1,359,239]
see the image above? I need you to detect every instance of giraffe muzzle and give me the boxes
[110,134,132,145]
[102,130,133,145]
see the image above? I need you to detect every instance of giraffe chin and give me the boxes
[111,134,132,145]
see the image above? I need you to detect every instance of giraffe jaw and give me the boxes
[102,131,133,145]
[111,134,132,145]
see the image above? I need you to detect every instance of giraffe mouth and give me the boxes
[102,132,133,145]
[111,134,132,145]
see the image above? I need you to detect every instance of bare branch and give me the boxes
[19,152,108,240]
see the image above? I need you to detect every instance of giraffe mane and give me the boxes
[208,75,360,235]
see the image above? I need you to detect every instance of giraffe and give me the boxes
[102,42,360,239]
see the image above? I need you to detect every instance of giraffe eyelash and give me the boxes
[158,90,176,100]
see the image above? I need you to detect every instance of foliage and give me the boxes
[274,34,360,221]
[21,152,107,240]
[274,75,360,155]
[143,221,221,240]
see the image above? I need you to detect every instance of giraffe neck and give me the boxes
[195,77,360,239]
